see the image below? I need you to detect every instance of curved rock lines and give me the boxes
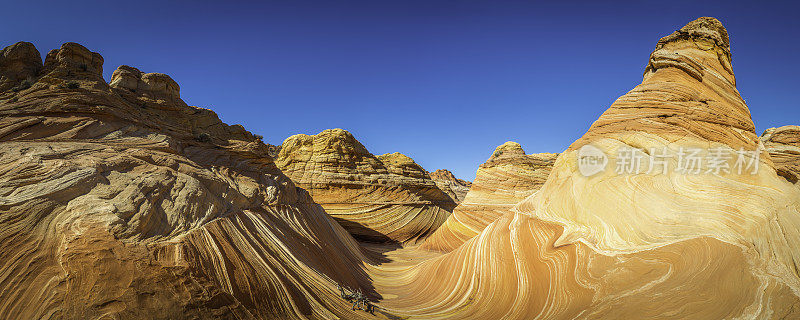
[422,141,557,252]
[275,129,456,243]
[0,42,380,319]
[374,17,800,319]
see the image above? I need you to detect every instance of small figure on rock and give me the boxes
[337,284,374,314]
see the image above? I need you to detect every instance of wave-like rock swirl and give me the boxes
[0,42,383,319]
[3,16,800,320]
[374,17,800,319]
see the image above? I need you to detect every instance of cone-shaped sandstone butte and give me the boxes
[374,17,800,319]
[421,141,558,252]
[0,42,392,319]
[275,129,457,243]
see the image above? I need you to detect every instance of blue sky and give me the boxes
[3,1,798,181]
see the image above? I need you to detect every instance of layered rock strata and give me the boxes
[427,169,471,203]
[275,130,456,243]
[0,42,383,320]
[762,125,800,183]
[422,142,557,251]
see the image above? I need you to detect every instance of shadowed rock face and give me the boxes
[43,42,105,82]
[762,125,800,183]
[0,42,42,92]
[0,42,385,320]
[378,17,800,319]
[275,129,456,243]
[427,169,471,203]
[422,141,558,252]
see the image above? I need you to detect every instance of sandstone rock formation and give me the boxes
[43,42,105,82]
[275,129,456,243]
[0,42,42,92]
[427,169,471,203]
[762,125,800,183]
[3,16,800,320]
[471,142,556,204]
[266,143,282,158]
[422,142,558,251]
[110,65,181,101]
[375,17,800,319]
[0,42,386,320]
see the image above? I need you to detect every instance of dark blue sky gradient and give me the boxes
[3,1,798,180]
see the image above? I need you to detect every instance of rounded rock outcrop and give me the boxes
[0,42,42,91]
[42,42,104,80]
[110,65,180,101]
[276,128,456,243]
